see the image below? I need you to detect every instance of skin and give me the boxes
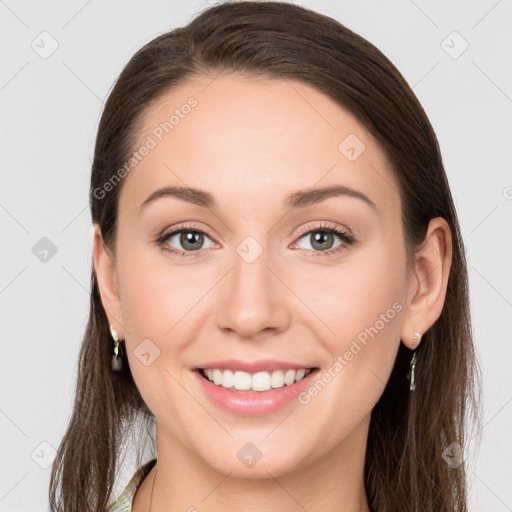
[93,73,452,512]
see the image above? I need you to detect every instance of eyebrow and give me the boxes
[140,184,377,211]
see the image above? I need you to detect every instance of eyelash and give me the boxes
[155,221,356,259]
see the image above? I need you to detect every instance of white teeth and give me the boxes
[252,371,271,391]
[295,368,306,381]
[284,369,296,386]
[270,370,285,388]
[221,369,234,388]
[233,371,252,390]
[212,369,222,385]
[201,367,312,392]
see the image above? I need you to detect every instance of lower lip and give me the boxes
[193,368,319,416]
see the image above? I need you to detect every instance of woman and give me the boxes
[49,2,481,511]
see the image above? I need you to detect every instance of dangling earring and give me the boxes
[408,328,421,392]
[408,351,417,391]
[110,325,123,372]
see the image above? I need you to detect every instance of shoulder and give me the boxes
[106,458,157,512]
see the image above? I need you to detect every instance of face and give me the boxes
[103,73,412,478]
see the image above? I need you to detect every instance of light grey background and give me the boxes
[1,0,511,510]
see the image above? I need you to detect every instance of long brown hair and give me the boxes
[49,2,481,511]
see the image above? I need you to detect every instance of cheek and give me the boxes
[116,244,200,337]
[114,251,193,416]
[294,232,406,349]
[114,246,215,379]
[342,237,406,359]
[117,262,165,336]
[113,247,176,380]
[297,233,406,406]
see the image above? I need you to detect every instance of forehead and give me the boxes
[120,73,399,217]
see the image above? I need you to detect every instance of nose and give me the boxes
[216,238,291,340]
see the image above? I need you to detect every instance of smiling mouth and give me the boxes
[196,367,319,393]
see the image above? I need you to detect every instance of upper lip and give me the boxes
[193,359,317,373]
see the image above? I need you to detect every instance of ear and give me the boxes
[400,217,452,350]
[92,223,125,338]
